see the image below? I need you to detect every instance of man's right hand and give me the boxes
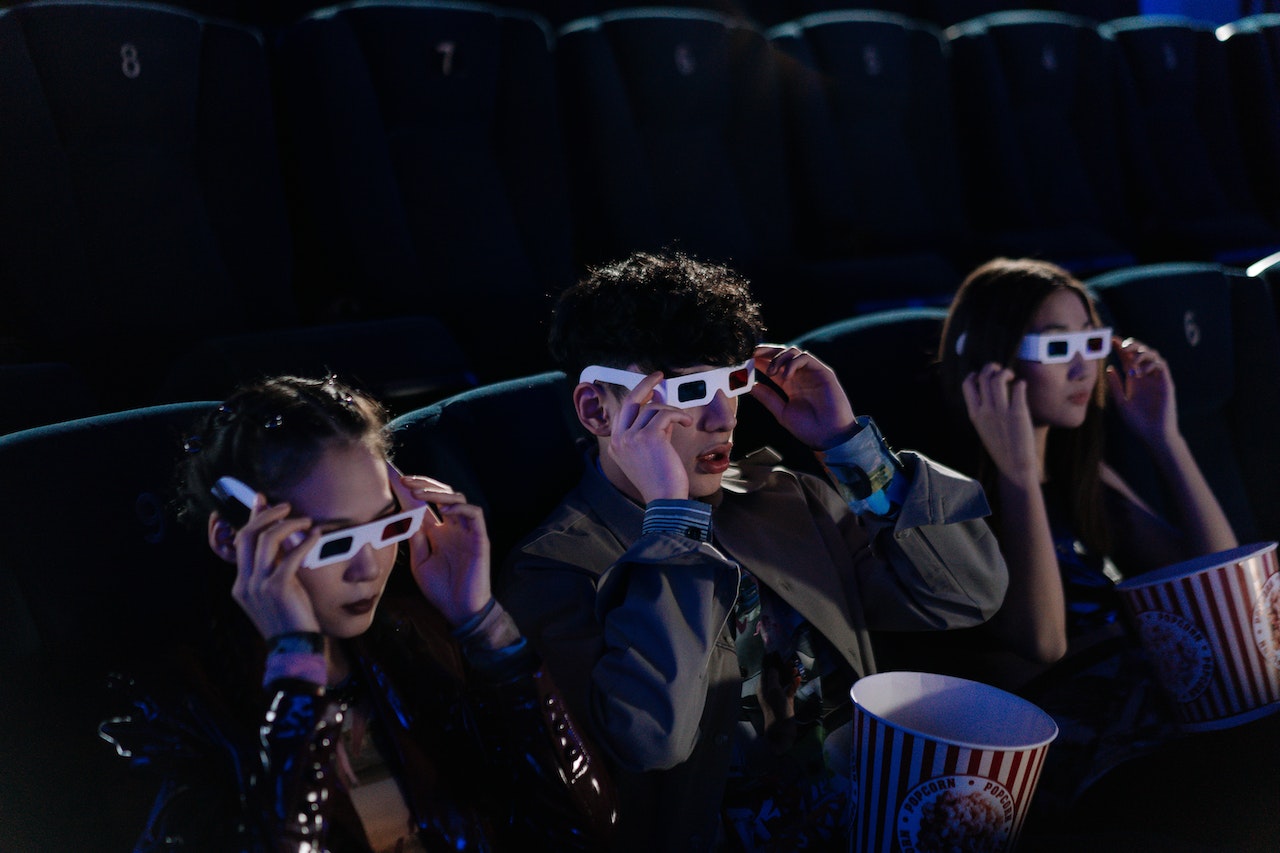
[606,370,695,503]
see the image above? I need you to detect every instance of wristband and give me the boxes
[263,651,327,688]
[451,598,527,670]
[451,598,497,638]
[820,416,906,517]
[267,631,326,656]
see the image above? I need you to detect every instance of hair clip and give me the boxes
[324,375,355,407]
[215,401,288,431]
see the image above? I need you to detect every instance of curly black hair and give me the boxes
[549,251,765,381]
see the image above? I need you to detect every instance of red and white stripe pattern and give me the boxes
[851,705,1051,853]
[1117,543,1280,730]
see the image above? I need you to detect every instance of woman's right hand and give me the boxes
[961,363,1039,484]
[230,494,324,640]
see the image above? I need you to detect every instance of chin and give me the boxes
[689,474,725,499]
[324,616,375,640]
[1060,409,1090,429]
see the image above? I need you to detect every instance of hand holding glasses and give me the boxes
[212,473,430,569]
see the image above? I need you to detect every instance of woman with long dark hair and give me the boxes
[939,257,1236,668]
[936,258,1239,828]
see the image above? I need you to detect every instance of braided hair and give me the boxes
[177,375,388,529]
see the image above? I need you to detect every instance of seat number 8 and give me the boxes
[121,43,141,79]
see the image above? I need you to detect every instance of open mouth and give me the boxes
[696,443,733,474]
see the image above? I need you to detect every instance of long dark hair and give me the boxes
[177,374,389,529]
[938,258,1111,556]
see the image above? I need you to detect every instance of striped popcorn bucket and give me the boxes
[1115,541,1280,732]
[849,671,1057,853]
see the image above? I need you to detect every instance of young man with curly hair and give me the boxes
[501,251,1008,852]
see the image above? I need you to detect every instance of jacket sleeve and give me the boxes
[502,531,740,774]
[454,601,618,851]
[99,667,346,853]
[817,450,1008,631]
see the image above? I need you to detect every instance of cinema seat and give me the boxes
[557,7,958,332]
[389,371,587,565]
[1246,248,1280,349]
[556,8,791,268]
[943,11,1139,274]
[1087,262,1280,543]
[555,8,851,326]
[0,2,296,403]
[787,307,972,467]
[0,401,216,849]
[1217,14,1280,227]
[159,315,477,417]
[272,1,575,382]
[1102,16,1280,263]
[766,10,967,302]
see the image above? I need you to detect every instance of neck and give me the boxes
[326,641,351,687]
[1034,425,1050,484]
[595,443,646,505]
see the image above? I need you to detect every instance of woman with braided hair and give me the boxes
[101,375,615,852]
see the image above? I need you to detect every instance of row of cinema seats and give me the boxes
[3,258,1280,849]
[2,1,1280,433]
[2,0,1147,30]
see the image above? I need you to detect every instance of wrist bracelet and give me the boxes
[267,631,325,656]
[451,598,497,639]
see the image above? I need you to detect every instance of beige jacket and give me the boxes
[501,446,1007,851]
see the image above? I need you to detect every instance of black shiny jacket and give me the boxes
[100,594,617,852]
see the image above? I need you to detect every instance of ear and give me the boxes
[573,382,613,437]
[207,511,238,564]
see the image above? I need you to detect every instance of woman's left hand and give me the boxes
[1107,336,1178,447]
[750,344,857,450]
[391,473,492,627]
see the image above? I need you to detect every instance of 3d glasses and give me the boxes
[212,475,427,569]
[579,359,756,409]
[1017,328,1113,364]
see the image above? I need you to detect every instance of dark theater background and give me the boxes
[2,0,1278,849]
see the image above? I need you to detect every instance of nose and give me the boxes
[699,390,738,433]
[341,543,382,583]
[1066,351,1089,380]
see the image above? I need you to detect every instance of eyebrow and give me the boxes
[1031,322,1099,334]
[669,361,746,377]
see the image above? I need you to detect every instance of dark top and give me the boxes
[99,588,616,852]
